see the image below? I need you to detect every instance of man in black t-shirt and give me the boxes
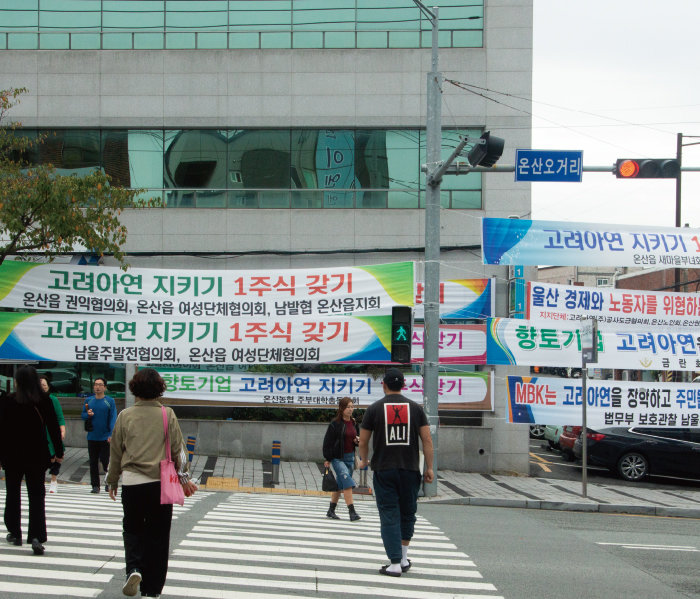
[358,368,434,577]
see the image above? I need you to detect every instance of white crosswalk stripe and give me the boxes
[0,482,208,597]
[165,493,504,599]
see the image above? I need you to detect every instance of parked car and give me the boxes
[530,425,546,439]
[558,426,582,461]
[37,368,80,394]
[575,427,700,482]
[544,425,564,450]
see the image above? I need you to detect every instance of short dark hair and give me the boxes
[128,368,166,400]
[382,368,405,391]
[94,377,107,387]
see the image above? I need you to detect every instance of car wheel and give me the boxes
[530,425,546,439]
[617,452,648,482]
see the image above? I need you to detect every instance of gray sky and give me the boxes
[531,0,700,227]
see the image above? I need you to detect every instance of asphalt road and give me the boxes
[420,502,700,599]
[529,436,700,491]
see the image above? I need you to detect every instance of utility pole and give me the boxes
[419,1,441,497]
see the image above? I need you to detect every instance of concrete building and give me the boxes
[0,1,533,474]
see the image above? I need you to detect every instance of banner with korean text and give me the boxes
[414,278,494,319]
[481,218,700,267]
[487,317,700,371]
[0,260,414,316]
[410,324,487,364]
[0,312,397,365]
[527,281,700,328]
[506,376,700,429]
[159,371,493,410]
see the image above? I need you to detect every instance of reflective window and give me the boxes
[0,1,483,49]
[15,128,482,209]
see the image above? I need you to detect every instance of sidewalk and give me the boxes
[52,447,700,519]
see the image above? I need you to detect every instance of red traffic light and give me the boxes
[615,158,680,179]
[617,159,639,178]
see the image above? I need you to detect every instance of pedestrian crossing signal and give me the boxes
[391,305,412,364]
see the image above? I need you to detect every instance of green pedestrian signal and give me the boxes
[391,305,413,364]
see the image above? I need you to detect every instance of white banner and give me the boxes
[0,312,394,365]
[0,260,414,316]
[507,376,700,428]
[482,218,700,267]
[487,317,700,372]
[528,281,700,328]
[159,371,493,410]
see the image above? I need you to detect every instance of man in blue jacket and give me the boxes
[81,378,117,493]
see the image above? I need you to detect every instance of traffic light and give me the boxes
[390,305,413,363]
[614,158,680,179]
[467,131,505,168]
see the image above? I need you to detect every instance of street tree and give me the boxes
[0,87,153,268]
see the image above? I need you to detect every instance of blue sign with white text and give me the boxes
[515,150,583,182]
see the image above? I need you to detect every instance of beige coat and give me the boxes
[107,399,190,489]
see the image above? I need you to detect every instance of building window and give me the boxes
[597,278,610,287]
[0,1,484,50]
[17,127,483,209]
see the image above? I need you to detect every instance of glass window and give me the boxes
[166,0,228,31]
[229,1,291,31]
[103,1,164,30]
[293,2,354,31]
[164,129,228,190]
[357,2,418,31]
[227,129,291,189]
[1,0,39,30]
[39,0,101,30]
[125,130,164,203]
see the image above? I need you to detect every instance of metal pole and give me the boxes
[675,132,683,291]
[422,5,441,497]
[581,364,587,498]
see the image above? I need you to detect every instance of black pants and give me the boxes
[121,482,173,596]
[4,466,48,543]
[87,440,110,487]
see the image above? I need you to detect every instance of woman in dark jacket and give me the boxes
[322,396,361,521]
[0,365,63,555]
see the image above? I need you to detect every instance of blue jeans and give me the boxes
[331,452,356,490]
[373,469,422,563]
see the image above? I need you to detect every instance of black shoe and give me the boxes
[401,559,412,572]
[326,508,340,520]
[122,569,142,596]
[31,538,44,555]
[105,484,110,493]
[6,533,21,546]
[349,511,361,521]
[379,565,402,577]
[91,486,100,494]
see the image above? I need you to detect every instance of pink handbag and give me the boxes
[160,406,184,506]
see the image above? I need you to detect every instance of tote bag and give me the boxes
[160,406,185,506]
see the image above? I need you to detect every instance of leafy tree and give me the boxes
[0,88,154,268]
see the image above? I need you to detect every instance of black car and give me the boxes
[574,427,700,482]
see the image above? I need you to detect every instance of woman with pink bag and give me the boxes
[107,368,197,597]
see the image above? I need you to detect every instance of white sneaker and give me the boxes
[49,480,58,494]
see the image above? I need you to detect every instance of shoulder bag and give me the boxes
[322,466,338,492]
[160,406,185,506]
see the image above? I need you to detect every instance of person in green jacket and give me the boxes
[39,375,66,494]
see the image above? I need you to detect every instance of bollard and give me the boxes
[271,440,281,484]
[186,435,196,463]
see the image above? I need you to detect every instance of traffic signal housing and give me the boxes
[390,305,413,364]
[614,158,680,179]
[468,131,505,168]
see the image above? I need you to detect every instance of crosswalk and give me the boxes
[164,493,503,599]
[0,482,208,598]
[0,485,502,598]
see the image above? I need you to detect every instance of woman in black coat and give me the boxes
[322,396,361,521]
[0,365,63,555]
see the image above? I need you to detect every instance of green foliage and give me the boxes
[0,88,157,269]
